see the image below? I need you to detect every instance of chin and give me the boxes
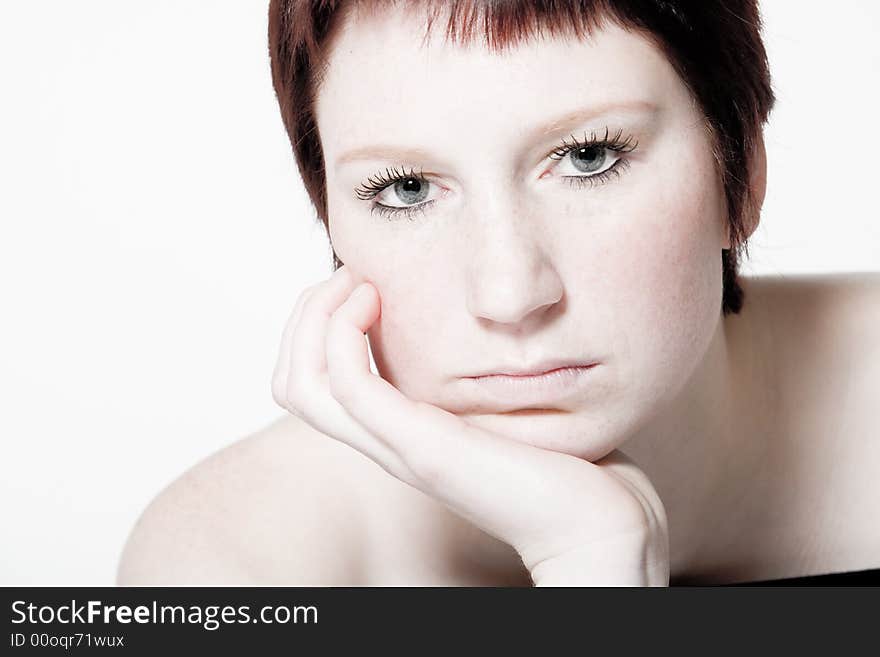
[457,408,624,462]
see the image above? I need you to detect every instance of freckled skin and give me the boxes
[318,11,730,461]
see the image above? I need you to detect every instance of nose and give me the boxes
[464,206,564,327]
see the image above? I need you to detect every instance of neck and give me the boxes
[620,306,765,579]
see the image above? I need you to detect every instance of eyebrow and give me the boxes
[333,100,658,169]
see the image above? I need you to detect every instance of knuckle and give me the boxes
[271,375,286,407]
[285,373,304,404]
[271,359,286,387]
[300,283,323,314]
[299,282,318,300]
[284,376,310,418]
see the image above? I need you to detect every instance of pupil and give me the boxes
[572,145,605,172]
[395,176,428,204]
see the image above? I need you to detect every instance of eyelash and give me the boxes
[354,126,639,221]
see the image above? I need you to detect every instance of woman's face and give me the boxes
[315,7,729,461]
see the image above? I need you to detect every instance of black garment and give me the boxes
[671,568,880,586]
[723,568,880,586]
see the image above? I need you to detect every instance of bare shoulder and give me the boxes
[116,414,384,585]
[739,272,880,567]
[741,270,880,313]
[740,271,880,370]
[741,269,880,411]
[734,270,877,362]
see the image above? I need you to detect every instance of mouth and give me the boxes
[465,358,600,378]
[462,363,600,411]
[496,408,569,416]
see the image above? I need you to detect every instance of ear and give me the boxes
[730,131,767,248]
[748,131,767,236]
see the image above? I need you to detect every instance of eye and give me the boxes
[354,165,442,220]
[547,128,638,189]
[374,175,436,209]
[555,144,619,176]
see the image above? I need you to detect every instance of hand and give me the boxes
[271,265,670,586]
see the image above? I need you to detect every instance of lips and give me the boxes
[461,362,600,412]
[465,358,600,378]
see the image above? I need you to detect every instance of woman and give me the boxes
[117,0,880,586]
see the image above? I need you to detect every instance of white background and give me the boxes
[1,1,878,585]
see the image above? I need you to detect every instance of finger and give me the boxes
[325,282,449,436]
[299,388,417,483]
[325,281,487,480]
[284,273,415,480]
[289,265,355,379]
[271,283,319,405]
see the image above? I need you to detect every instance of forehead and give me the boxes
[316,4,689,163]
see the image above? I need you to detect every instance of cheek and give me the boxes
[631,191,721,329]
[597,160,726,409]
[329,198,458,401]
[363,262,453,401]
